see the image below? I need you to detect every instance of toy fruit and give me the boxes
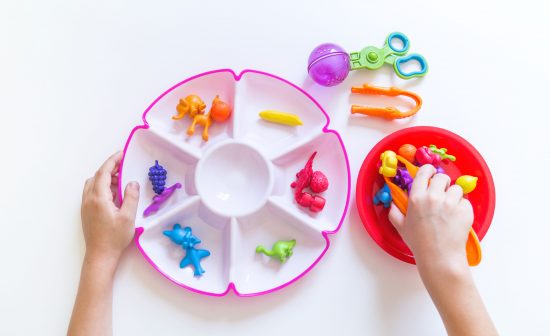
[398,144,417,163]
[163,224,211,276]
[291,152,328,212]
[456,175,478,194]
[310,171,329,193]
[256,239,296,263]
[379,150,398,177]
[148,160,167,194]
[394,168,413,192]
[373,184,392,208]
[144,160,182,217]
[173,94,232,142]
[209,95,232,122]
[173,95,206,120]
[259,110,303,126]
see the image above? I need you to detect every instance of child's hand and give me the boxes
[388,164,474,270]
[81,152,140,265]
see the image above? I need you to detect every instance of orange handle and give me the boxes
[351,84,422,119]
[384,176,482,266]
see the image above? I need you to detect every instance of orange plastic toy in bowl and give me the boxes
[356,126,495,265]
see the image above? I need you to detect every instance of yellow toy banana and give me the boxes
[259,110,303,126]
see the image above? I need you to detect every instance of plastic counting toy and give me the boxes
[373,184,392,208]
[398,144,417,163]
[350,84,422,120]
[291,152,328,212]
[256,240,296,263]
[429,145,456,162]
[143,160,181,217]
[163,224,211,276]
[173,94,231,141]
[416,146,442,166]
[456,175,478,194]
[308,32,428,87]
[148,160,167,194]
[259,110,303,126]
[379,150,398,177]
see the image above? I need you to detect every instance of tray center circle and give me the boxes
[195,141,273,217]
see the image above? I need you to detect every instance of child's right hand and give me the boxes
[388,164,474,271]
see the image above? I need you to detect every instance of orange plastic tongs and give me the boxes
[351,84,422,119]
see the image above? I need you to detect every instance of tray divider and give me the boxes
[267,196,326,235]
[148,126,202,161]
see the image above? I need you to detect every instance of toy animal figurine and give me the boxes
[173,95,231,141]
[143,160,181,217]
[429,145,456,162]
[415,146,442,166]
[256,239,296,263]
[291,152,328,212]
[373,184,392,208]
[379,150,398,177]
[163,224,211,276]
[173,95,207,120]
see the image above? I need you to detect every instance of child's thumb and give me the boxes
[388,203,405,231]
[120,181,140,222]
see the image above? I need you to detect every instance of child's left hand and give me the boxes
[81,152,140,265]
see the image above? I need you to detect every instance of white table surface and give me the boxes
[2,0,549,335]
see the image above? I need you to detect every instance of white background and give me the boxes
[1,0,549,335]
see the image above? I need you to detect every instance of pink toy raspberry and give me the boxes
[310,171,329,193]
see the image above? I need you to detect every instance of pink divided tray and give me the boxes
[118,69,350,296]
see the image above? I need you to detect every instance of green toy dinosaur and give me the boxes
[256,239,296,263]
[429,144,456,161]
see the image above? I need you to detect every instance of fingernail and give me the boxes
[129,181,140,190]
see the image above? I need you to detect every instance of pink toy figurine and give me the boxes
[415,146,442,166]
[290,152,328,212]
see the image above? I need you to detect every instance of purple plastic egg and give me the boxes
[307,43,350,87]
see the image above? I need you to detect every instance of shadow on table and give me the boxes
[124,245,313,322]
[347,193,427,335]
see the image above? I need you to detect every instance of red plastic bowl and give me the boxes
[356,126,496,264]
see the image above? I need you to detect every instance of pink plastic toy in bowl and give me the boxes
[118,69,351,296]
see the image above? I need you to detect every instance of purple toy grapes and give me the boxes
[394,168,413,192]
[148,160,167,195]
[308,43,350,87]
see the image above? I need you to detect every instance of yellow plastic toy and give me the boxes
[259,110,303,126]
[350,84,422,119]
[379,150,398,177]
[456,175,478,194]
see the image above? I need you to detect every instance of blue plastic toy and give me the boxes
[163,224,211,276]
[373,184,392,208]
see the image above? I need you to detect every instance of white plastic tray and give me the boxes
[119,69,350,296]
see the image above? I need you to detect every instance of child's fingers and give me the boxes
[445,184,464,204]
[410,164,436,195]
[119,182,140,223]
[428,173,450,194]
[388,203,405,231]
[93,152,122,195]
